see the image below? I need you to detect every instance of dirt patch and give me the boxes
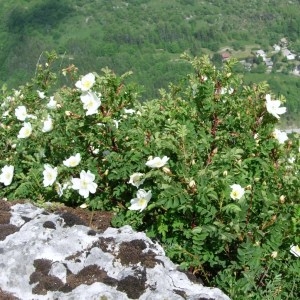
[0,199,114,232]
[0,288,20,300]
[53,205,114,232]
[117,239,162,268]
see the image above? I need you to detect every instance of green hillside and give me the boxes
[1,0,300,124]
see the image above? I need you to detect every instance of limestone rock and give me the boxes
[0,201,231,300]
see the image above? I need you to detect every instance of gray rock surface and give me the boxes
[0,201,231,300]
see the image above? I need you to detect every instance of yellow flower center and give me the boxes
[138,198,147,206]
[69,159,77,167]
[24,129,31,135]
[83,80,92,89]
[232,191,239,197]
[86,100,94,108]
[82,180,88,189]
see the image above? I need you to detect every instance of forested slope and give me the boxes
[1,0,300,124]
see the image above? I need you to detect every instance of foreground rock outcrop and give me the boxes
[0,200,231,300]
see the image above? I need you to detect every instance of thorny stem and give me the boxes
[206,113,220,166]
[179,247,210,284]
[89,210,94,228]
[246,187,254,226]
[257,265,270,287]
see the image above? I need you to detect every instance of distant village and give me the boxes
[221,38,300,76]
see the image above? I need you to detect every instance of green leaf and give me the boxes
[222,203,242,214]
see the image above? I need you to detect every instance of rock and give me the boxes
[0,201,231,300]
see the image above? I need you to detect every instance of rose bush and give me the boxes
[0,51,299,299]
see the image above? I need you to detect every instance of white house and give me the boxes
[256,50,266,59]
[282,48,296,60]
[273,44,281,52]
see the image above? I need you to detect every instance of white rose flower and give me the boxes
[145,156,169,168]
[128,173,145,188]
[17,122,32,138]
[43,164,58,187]
[230,184,245,200]
[0,165,14,186]
[15,105,28,121]
[265,94,286,119]
[71,170,97,198]
[290,245,300,257]
[55,182,70,197]
[46,96,58,109]
[63,153,81,167]
[75,73,96,92]
[37,90,46,99]
[128,189,152,212]
[41,115,53,133]
[272,129,288,144]
[80,91,101,115]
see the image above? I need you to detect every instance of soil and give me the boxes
[1,199,114,232]
[0,199,114,300]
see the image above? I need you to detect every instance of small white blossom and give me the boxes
[272,129,288,144]
[91,147,100,155]
[92,148,100,155]
[128,173,145,188]
[15,105,28,121]
[75,73,95,92]
[290,245,300,257]
[37,90,46,99]
[230,184,245,200]
[188,179,196,189]
[55,182,70,197]
[63,153,81,167]
[271,251,278,258]
[146,156,169,168]
[71,170,97,198]
[13,89,22,97]
[80,91,101,115]
[128,189,152,212]
[46,96,58,109]
[17,122,32,138]
[113,119,120,129]
[0,165,14,186]
[279,195,285,203]
[14,105,35,121]
[43,164,58,187]
[2,110,10,119]
[41,115,53,133]
[162,167,172,175]
[124,108,136,114]
[220,87,234,95]
[265,94,286,119]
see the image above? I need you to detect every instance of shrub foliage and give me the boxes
[0,51,299,299]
